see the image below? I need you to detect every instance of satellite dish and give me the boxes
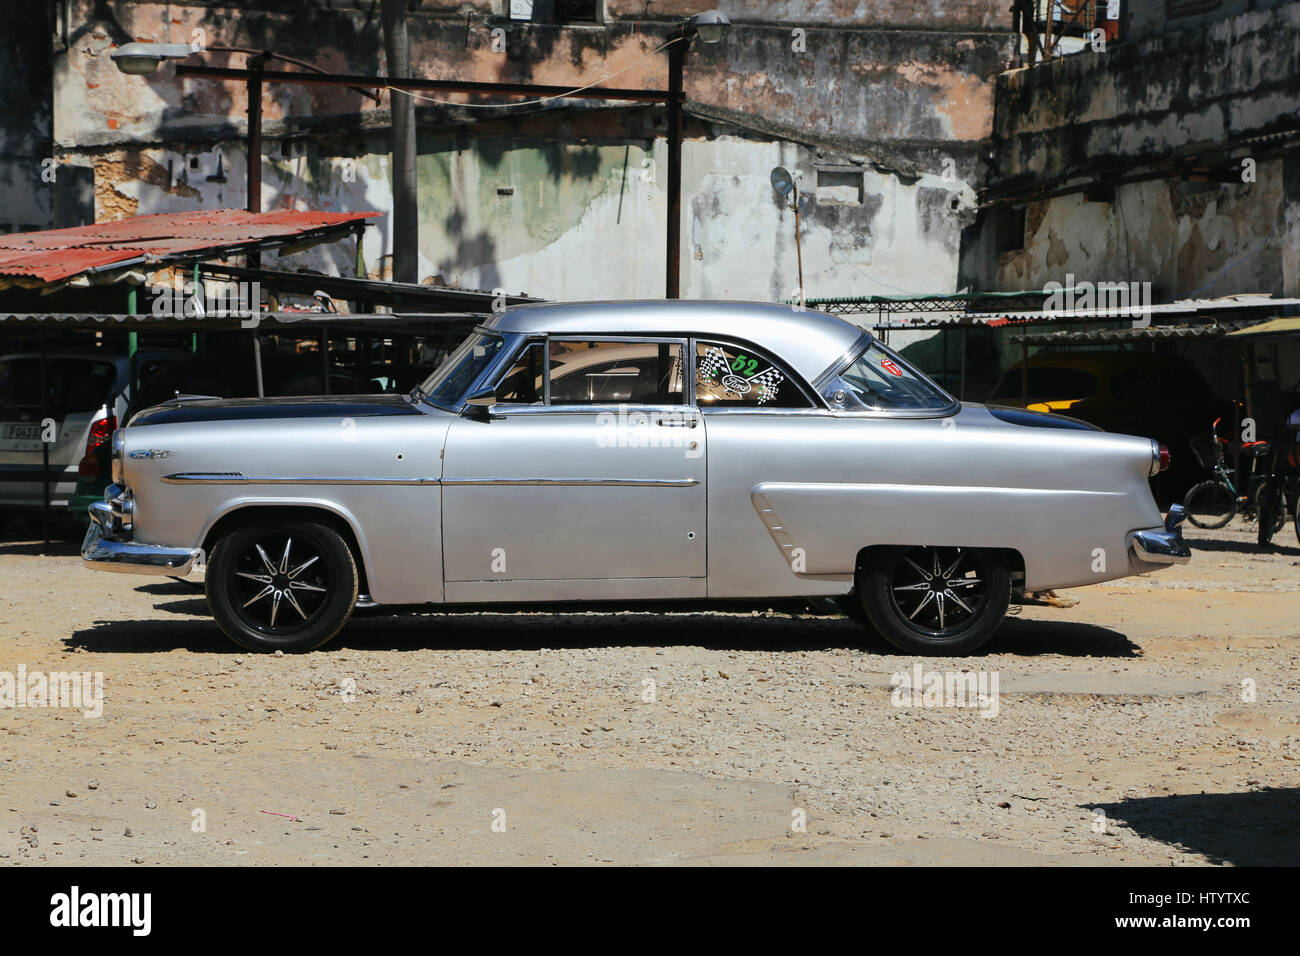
[770,166,795,197]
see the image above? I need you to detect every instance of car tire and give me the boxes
[206,519,359,653]
[856,546,1010,656]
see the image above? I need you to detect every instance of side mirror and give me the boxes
[462,385,497,420]
[464,386,497,407]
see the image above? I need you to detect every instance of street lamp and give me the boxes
[770,166,804,303]
[110,42,194,75]
[688,10,732,45]
[664,9,733,299]
[110,44,378,215]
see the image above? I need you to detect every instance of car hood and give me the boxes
[129,394,424,427]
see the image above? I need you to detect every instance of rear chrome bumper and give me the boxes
[1128,503,1192,566]
[82,490,199,576]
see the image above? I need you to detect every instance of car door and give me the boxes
[440,336,707,602]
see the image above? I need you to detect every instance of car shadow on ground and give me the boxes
[0,538,81,557]
[1186,535,1300,557]
[65,602,1138,658]
[1088,788,1300,865]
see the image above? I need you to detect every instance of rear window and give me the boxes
[0,358,116,419]
[991,367,1097,402]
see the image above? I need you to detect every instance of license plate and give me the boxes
[2,423,42,441]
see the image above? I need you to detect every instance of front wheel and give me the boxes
[1183,480,1236,529]
[206,520,359,652]
[855,546,1011,656]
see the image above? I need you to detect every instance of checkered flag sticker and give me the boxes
[697,346,784,404]
[697,346,730,385]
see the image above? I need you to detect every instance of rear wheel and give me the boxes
[1257,482,1285,547]
[206,520,359,652]
[855,546,1010,656]
[1183,480,1236,529]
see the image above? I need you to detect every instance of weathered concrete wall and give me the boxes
[66,110,974,301]
[1124,0,1295,43]
[989,4,1300,198]
[994,156,1296,299]
[45,0,1007,300]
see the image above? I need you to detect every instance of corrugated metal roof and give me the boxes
[1224,317,1300,339]
[1008,322,1261,346]
[0,209,378,284]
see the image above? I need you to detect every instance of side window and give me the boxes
[547,340,684,405]
[694,341,811,408]
[495,341,546,405]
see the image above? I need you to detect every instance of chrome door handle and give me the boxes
[655,417,696,427]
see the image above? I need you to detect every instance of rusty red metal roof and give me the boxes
[0,209,378,284]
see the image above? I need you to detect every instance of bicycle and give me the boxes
[1256,446,1299,548]
[1182,417,1275,530]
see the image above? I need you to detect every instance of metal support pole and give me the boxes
[247,53,267,271]
[1020,342,1029,405]
[792,184,804,300]
[247,54,265,214]
[39,328,49,548]
[321,326,331,395]
[252,332,265,398]
[665,38,685,300]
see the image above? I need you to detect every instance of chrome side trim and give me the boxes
[490,403,692,418]
[162,473,439,486]
[161,473,697,488]
[442,477,699,487]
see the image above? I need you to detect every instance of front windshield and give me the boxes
[416,331,507,407]
[823,340,955,412]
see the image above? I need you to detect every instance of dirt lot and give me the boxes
[1,521,1297,866]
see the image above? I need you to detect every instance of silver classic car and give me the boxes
[82,301,1190,654]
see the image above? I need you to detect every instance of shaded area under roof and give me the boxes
[0,209,379,287]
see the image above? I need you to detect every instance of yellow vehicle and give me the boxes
[988,350,1236,497]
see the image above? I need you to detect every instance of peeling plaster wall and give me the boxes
[989,4,1300,197]
[996,159,1293,299]
[986,2,1300,301]
[48,0,1011,299]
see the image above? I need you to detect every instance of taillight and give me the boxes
[78,453,100,480]
[86,415,116,456]
[1158,444,1171,472]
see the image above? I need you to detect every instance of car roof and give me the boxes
[481,300,867,383]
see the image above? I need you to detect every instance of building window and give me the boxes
[815,168,864,205]
[994,204,1026,254]
[508,1,603,23]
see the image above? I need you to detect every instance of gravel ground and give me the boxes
[1,520,1297,866]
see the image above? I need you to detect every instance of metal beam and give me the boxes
[176,65,680,104]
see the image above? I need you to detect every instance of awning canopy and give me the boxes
[1009,321,1264,346]
[0,209,379,292]
[1224,316,1300,341]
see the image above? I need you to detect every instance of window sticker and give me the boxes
[698,346,785,404]
[880,357,903,377]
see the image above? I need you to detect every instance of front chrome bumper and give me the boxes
[1128,504,1192,566]
[82,486,199,576]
